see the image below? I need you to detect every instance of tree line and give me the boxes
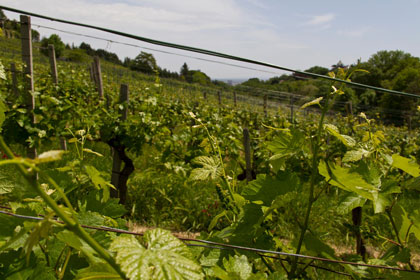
[241,52,420,125]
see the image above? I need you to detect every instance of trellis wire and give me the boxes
[0,208,418,275]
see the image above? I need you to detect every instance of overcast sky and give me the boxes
[2,0,420,80]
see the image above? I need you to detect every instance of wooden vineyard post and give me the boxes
[10,63,18,97]
[119,84,129,120]
[352,207,366,258]
[111,84,131,203]
[48,44,58,85]
[20,15,36,159]
[93,56,104,99]
[407,115,412,132]
[243,128,252,182]
[218,90,222,106]
[90,61,96,83]
[203,90,207,100]
[233,91,237,107]
[263,94,268,117]
[348,100,353,116]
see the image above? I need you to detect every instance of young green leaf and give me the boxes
[241,172,299,206]
[300,97,323,109]
[82,148,103,157]
[342,149,370,162]
[189,156,222,181]
[110,229,204,280]
[319,160,377,200]
[324,124,356,147]
[34,150,67,164]
[392,154,420,177]
[337,193,367,215]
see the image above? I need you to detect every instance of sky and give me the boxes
[2,0,420,80]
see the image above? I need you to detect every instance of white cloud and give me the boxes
[304,13,335,26]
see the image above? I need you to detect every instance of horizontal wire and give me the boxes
[0,208,418,274]
[29,23,280,76]
[258,254,354,278]
[1,5,419,99]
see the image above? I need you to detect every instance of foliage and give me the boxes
[41,34,65,58]
[130,51,157,74]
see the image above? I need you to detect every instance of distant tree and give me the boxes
[80,42,95,55]
[31,30,40,42]
[330,60,347,72]
[159,67,179,79]
[67,48,89,63]
[191,70,211,85]
[0,9,6,21]
[298,83,319,96]
[95,49,122,64]
[180,63,193,82]
[351,50,420,124]
[123,57,132,68]
[180,63,189,76]
[242,78,264,87]
[305,66,329,76]
[40,34,65,58]
[130,51,157,74]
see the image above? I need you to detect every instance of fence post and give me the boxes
[48,44,58,85]
[203,90,207,100]
[352,207,366,258]
[93,56,103,99]
[243,128,252,182]
[347,100,353,116]
[20,15,36,159]
[218,90,222,106]
[10,63,18,97]
[90,61,96,83]
[263,94,268,117]
[407,115,412,132]
[111,84,129,198]
[233,91,237,107]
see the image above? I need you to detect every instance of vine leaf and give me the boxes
[56,230,102,263]
[342,149,370,163]
[84,165,114,202]
[24,213,54,263]
[110,229,204,280]
[212,255,264,280]
[33,150,67,164]
[303,233,335,259]
[242,172,299,206]
[300,97,323,109]
[267,129,305,172]
[319,160,377,201]
[82,148,103,157]
[0,175,16,194]
[324,124,356,147]
[392,205,420,243]
[392,154,420,177]
[337,193,367,215]
[75,262,121,280]
[189,156,222,181]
